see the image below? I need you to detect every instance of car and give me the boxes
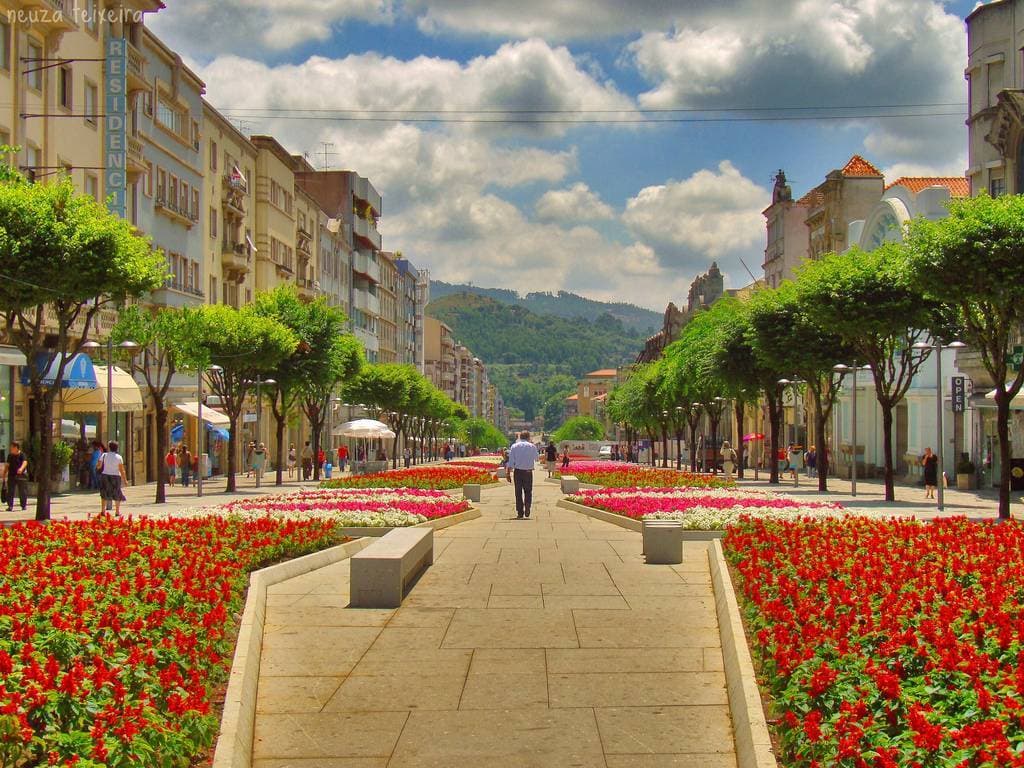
[597,445,613,460]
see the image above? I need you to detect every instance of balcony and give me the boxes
[155,191,197,229]
[221,241,251,277]
[20,0,75,32]
[352,215,382,250]
[354,326,379,353]
[353,290,381,317]
[296,276,319,301]
[352,251,381,284]
[272,252,294,276]
[222,174,247,219]
[126,41,148,93]
[127,135,146,179]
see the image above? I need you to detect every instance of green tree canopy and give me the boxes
[552,415,606,443]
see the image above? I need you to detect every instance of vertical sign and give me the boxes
[951,376,966,413]
[104,38,127,218]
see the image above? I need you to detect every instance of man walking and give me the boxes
[301,441,313,481]
[507,431,539,519]
[4,441,29,512]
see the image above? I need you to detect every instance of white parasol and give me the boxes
[333,418,396,439]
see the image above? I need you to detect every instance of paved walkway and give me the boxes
[253,478,737,767]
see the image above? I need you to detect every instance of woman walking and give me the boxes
[165,446,177,486]
[179,444,192,488]
[252,442,267,483]
[921,447,939,499]
[287,444,297,479]
[98,441,127,516]
[545,441,558,478]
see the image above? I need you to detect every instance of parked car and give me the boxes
[597,445,613,460]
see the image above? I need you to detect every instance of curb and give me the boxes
[211,538,373,768]
[709,539,777,768]
[336,506,482,538]
[555,499,725,540]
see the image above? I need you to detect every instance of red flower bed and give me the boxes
[320,464,496,490]
[0,516,339,766]
[725,517,1024,766]
[559,461,732,489]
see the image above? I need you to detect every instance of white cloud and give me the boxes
[623,161,768,268]
[148,0,394,56]
[535,183,614,222]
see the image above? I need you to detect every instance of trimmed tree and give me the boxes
[551,415,605,443]
[907,194,1024,518]
[301,333,364,480]
[796,244,945,500]
[186,304,297,492]
[0,173,165,519]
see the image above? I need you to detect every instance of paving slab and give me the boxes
[251,477,739,766]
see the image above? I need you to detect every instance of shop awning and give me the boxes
[172,422,230,443]
[983,387,1024,409]
[61,366,144,413]
[0,346,26,367]
[21,352,97,389]
[173,401,230,426]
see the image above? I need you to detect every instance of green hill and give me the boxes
[427,292,645,421]
[429,280,660,334]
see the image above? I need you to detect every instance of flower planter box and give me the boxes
[957,472,977,490]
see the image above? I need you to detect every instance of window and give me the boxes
[24,145,40,177]
[143,161,153,197]
[168,175,178,209]
[210,140,218,171]
[988,61,1004,108]
[269,180,280,207]
[156,97,183,135]
[26,41,42,91]
[85,0,98,34]
[0,20,10,72]
[191,189,199,221]
[284,190,293,215]
[156,167,166,201]
[191,119,200,151]
[58,65,72,109]
[210,207,217,238]
[179,181,189,216]
[990,176,1006,197]
[84,81,97,125]
[85,173,99,201]
[209,275,216,304]
[143,87,153,117]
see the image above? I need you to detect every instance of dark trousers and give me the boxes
[302,459,312,480]
[513,469,533,516]
[6,476,27,510]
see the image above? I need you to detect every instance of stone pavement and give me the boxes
[252,477,738,767]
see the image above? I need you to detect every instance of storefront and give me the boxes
[171,402,231,477]
[974,391,1024,490]
[0,346,26,458]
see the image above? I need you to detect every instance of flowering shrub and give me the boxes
[725,517,1024,766]
[320,465,496,490]
[0,515,340,766]
[222,488,471,526]
[448,459,502,470]
[558,461,734,489]
[569,487,841,529]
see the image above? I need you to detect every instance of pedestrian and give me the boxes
[720,440,737,480]
[301,441,313,480]
[287,444,297,479]
[337,444,348,473]
[561,448,570,470]
[98,440,127,516]
[787,443,802,486]
[499,448,509,469]
[508,431,539,519]
[545,440,557,478]
[165,446,177,486]
[90,440,103,489]
[253,442,267,482]
[245,441,256,478]
[3,441,29,512]
[921,447,939,499]
[403,447,412,469]
[805,445,817,478]
[443,443,452,462]
[179,444,192,488]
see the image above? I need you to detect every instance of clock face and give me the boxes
[867,210,900,250]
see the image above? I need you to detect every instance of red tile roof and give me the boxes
[795,189,824,207]
[885,176,970,197]
[586,369,618,378]
[566,394,579,401]
[841,155,884,177]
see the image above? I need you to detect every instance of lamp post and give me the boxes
[83,339,139,511]
[244,375,276,488]
[197,364,222,498]
[911,340,966,511]
[832,364,871,497]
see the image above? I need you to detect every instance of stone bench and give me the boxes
[463,483,482,502]
[496,467,507,479]
[349,528,434,608]
[642,519,684,565]
[560,475,580,494]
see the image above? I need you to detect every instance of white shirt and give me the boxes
[100,452,124,476]
[508,440,539,471]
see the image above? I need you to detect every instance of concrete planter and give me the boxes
[337,506,481,538]
[555,498,725,540]
[957,473,977,491]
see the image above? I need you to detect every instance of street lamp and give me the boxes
[243,375,277,488]
[833,364,871,497]
[83,339,139,511]
[911,340,967,511]
[197,363,222,498]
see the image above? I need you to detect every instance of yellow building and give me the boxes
[377,251,399,363]
[250,134,298,296]
[202,102,256,308]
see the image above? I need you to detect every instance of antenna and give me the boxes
[234,119,251,137]
[319,141,337,171]
[738,257,759,284]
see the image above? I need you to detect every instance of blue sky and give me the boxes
[153,0,980,311]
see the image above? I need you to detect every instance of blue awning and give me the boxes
[21,353,98,389]
[172,423,230,443]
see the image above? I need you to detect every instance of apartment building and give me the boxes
[762,170,813,289]
[805,156,885,259]
[317,206,350,316]
[395,257,420,367]
[377,251,399,363]
[424,316,456,399]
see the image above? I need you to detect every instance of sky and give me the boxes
[151,0,980,312]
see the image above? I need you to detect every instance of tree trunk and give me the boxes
[647,429,657,466]
[768,395,781,485]
[154,402,169,503]
[997,393,1012,519]
[814,399,829,493]
[734,402,745,479]
[709,417,720,475]
[661,425,669,468]
[274,412,286,486]
[34,393,54,521]
[880,402,895,501]
[311,408,323,482]
[688,423,699,472]
[225,416,238,492]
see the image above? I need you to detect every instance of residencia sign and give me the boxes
[104,38,127,218]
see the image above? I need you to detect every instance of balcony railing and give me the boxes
[126,41,147,92]
[352,216,382,250]
[155,191,198,226]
